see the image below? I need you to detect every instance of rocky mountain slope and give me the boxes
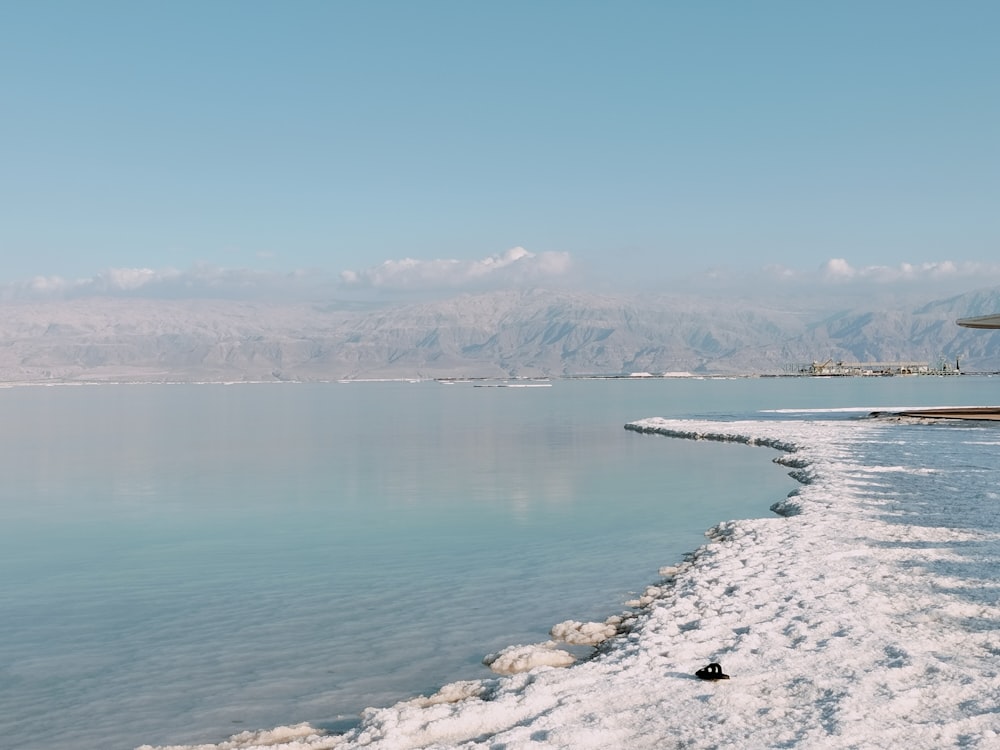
[2,287,1000,382]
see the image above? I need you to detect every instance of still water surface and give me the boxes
[0,376,995,749]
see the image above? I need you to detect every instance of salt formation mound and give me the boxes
[549,619,619,646]
[482,641,576,675]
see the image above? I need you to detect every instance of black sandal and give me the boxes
[695,662,730,680]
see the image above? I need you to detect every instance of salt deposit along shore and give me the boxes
[140,417,1000,750]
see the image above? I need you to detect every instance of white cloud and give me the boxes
[26,275,77,294]
[704,258,1000,310]
[821,258,857,280]
[340,247,573,290]
[99,267,183,291]
[0,249,574,302]
[760,264,798,280]
[10,267,183,298]
[0,265,328,301]
[717,259,1000,288]
[817,258,998,284]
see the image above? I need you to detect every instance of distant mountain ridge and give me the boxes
[2,287,1000,382]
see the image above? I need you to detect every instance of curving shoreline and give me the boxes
[140,414,1000,749]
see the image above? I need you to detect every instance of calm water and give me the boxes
[1,376,997,750]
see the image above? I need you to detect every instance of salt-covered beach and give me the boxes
[141,413,1000,749]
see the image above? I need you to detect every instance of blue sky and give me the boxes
[2,1,998,298]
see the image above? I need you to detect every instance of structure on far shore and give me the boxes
[957,314,1000,329]
[799,360,932,376]
[888,313,1000,421]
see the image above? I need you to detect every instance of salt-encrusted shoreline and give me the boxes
[140,417,1000,750]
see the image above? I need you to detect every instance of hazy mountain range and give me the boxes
[3,285,1000,383]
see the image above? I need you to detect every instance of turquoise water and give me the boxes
[1,376,996,749]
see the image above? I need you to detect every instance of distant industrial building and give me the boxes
[800,360,933,376]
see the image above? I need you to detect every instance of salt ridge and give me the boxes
[139,417,1000,749]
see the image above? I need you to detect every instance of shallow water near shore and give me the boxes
[1,375,997,749]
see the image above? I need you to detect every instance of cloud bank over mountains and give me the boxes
[818,258,1000,284]
[4,250,1000,303]
[750,259,1000,288]
[3,265,322,302]
[1,247,574,301]
[339,247,574,291]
